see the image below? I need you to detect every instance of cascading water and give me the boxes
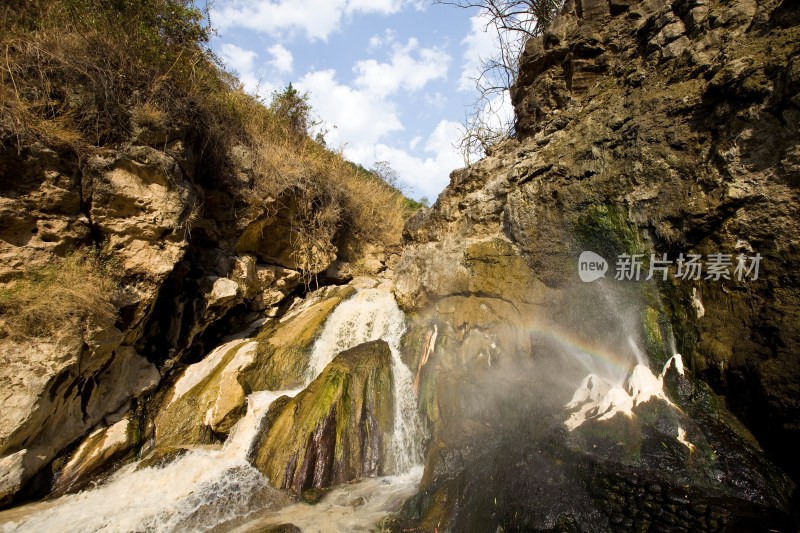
[1,390,298,533]
[556,281,692,447]
[305,288,425,473]
[0,287,424,533]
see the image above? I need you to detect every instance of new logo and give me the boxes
[578,251,608,282]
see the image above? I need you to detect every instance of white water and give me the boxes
[304,288,425,472]
[2,390,298,533]
[1,287,424,532]
[230,466,424,533]
[564,353,685,431]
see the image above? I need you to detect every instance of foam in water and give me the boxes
[1,390,298,533]
[0,288,424,532]
[229,466,424,533]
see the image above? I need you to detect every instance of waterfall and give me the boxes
[1,287,424,532]
[1,390,298,533]
[304,288,425,472]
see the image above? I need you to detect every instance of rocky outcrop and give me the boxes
[0,326,158,505]
[241,285,356,392]
[249,340,394,494]
[391,0,799,528]
[149,284,354,450]
[152,338,256,448]
[0,123,353,503]
[51,415,139,496]
[0,137,196,503]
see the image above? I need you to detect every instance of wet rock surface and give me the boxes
[249,340,395,494]
[391,0,800,529]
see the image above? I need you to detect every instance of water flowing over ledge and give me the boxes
[0,288,425,533]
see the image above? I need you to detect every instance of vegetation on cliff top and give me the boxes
[0,0,411,273]
[0,0,419,336]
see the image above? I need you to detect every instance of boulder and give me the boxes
[249,340,394,493]
[0,330,158,505]
[240,285,356,391]
[51,416,139,496]
[153,339,256,448]
[232,256,302,311]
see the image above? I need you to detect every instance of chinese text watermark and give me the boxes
[578,251,761,283]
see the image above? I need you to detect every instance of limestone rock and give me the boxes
[249,340,394,493]
[236,191,336,274]
[87,145,196,340]
[153,339,257,448]
[0,451,26,506]
[0,328,158,503]
[0,143,88,280]
[52,416,139,496]
[207,372,247,434]
[395,0,800,485]
[321,260,354,284]
[232,256,302,311]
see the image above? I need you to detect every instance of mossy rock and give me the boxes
[300,486,331,504]
[135,446,191,471]
[572,203,645,261]
[250,340,394,493]
[242,285,356,391]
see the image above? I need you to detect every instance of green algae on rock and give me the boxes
[249,340,394,493]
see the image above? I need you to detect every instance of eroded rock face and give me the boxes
[0,329,158,505]
[241,285,357,392]
[152,339,257,448]
[249,340,394,493]
[148,284,355,451]
[0,138,197,503]
[0,120,343,503]
[0,143,88,280]
[392,0,799,528]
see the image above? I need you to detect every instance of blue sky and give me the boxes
[207,0,509,201]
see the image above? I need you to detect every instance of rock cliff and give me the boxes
[392,0,799,528]
[0,125,387,504]
[0,0,798,529]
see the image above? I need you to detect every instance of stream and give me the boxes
[0,289,423,533]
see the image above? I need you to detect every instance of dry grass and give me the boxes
[0,249,119,339]
[0,1,414,287]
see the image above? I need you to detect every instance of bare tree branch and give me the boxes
[436,0,563,163]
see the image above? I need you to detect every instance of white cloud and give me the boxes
[218,43,262,94]
[297,69,404,148]
[345,0,404,15]
[353,38,450,98]
[213,0,408,42]
[267,44,294,74]
[425,91,447,110]
[459,12,499,91]
[346,120,464,200]
[368,28,397,51]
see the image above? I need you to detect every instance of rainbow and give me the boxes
[521,318,640,384]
